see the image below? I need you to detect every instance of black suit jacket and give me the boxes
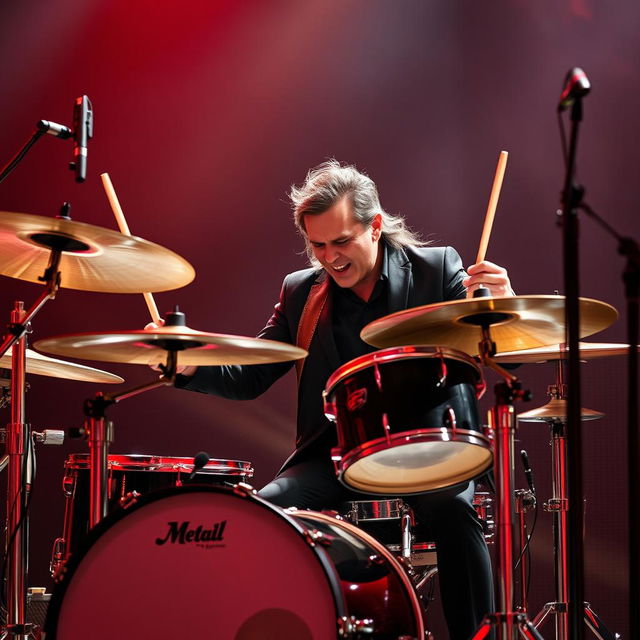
[177,243,467,470]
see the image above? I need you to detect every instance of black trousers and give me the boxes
[259,455,494,640]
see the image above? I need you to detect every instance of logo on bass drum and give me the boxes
[155,520,226,548]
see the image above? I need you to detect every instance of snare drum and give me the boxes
[324,346,491,494]
[51,453,253,575]
[342,493,494,568]
[44,485,425,640]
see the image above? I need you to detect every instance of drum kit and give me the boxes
[0,207,628,640]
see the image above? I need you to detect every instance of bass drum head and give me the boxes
[44,486,341,640]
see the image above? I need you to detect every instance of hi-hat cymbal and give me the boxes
[518,397,604,422]
[34,324,307,367]
[0,211,194,293]
[0,348,123,383]
[361,295,617,356]
[495,342,637,364]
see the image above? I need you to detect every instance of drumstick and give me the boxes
[475,150,508,264]
[100,172,162,325]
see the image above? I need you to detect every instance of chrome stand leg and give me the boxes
[529,382,620,639]
[470,375,543,640]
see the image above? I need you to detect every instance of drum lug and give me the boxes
[337,615,375,636]
[119,490,141,509]
[366,553,385,567]
[233,482,256,497]
[62,469,76,497]
[49,537,65,576]
[304,528,333,547]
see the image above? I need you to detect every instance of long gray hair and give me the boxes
[290,160,427,267]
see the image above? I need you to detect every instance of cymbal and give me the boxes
[495,342,637,364]
[361,295,617,356]
[34,324,308,367]
[0,348,123,383]
[518,397,604,422]
[0,211,194,293]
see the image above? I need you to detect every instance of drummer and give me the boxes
[171,160,513,640]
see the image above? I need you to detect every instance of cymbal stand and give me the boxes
[471,324,543,640]
[0,252,61,640]
[80,352,177,528]
[524,362,620,640]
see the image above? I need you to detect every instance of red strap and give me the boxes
[295,277,330,382]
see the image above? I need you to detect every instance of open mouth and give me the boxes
[331,263,350,273]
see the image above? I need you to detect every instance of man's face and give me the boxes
[303,197,382,300]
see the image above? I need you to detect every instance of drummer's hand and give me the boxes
[463,261,514,298]
[144,320,197,377]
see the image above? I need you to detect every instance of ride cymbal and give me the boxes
[0,349,123,383]
[494,342,636,364]
[0,211,194,293]
[361,295,617,356]
[34,324,307,367]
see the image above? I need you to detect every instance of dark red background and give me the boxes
[0,1,636,636]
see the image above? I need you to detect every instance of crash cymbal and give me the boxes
[494,342,637,364]
[0,211,194,293]
[0,348,123,383]
[361,295,617,357]
[34,324,307,367]
[518,397,604,422]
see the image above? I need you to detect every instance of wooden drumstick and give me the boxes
[100,172,162,325]
[476,150,508,264]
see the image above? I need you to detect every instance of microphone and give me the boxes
[558,67,591,112]
[37,120,72,139]
[520,449,536,494]
[71,95,93,182]
[188,451,211,482]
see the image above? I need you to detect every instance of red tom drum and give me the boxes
[324,346,491,494]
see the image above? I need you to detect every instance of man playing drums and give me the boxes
[175,160,513,639]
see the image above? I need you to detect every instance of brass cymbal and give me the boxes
[0,348,123,383]
[361,295,617,356]
[0,211,194,293]
[34,324,308,367]
[518,397,604,422]
[495,342,636,364]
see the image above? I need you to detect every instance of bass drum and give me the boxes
[44,485,425,640]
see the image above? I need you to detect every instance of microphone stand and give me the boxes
[578,202,640,639]
[559,92,586,640]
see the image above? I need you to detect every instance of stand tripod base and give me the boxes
[471,612,545,639]
[533,602,621,640]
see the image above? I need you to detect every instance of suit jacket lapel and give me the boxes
[387,245,412,314]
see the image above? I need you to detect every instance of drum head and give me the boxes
[45,486,340,639]
[342,433,493,494]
